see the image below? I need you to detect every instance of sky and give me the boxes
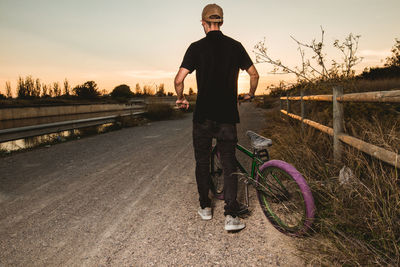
[0,0,399,96]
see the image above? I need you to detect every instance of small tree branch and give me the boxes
[253,28,363,86]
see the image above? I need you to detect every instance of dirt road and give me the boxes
[0,103,303,266]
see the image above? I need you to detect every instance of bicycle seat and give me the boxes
[246,130,272,150]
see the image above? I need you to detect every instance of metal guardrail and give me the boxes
[0,111,145,143]
[0,99,149,143]
[0,97,190,143]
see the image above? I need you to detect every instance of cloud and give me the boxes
[119,70,176,79]
[359,49,391,58]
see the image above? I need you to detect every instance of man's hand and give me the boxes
[174,67,190,108]
[246,65,259,97]
[176,98,189,110]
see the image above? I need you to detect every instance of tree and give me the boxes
[53,82,61,97]
[73,81,100,98]
[63,79,70,96]
[358,38,400,79]
[155,83,166,96]
[17,76,38,98]
[5,81,12,98]
[17,76,27,98]
[42,84,48,97]
[111,84,133,98]
[34,79,41,97]
[25,76,35,97]
[100,89,108,96]
[48,83,54,97]
[385,38,400,67]
[254,27,362,83]
[143,85,154,95]
[135,83,142,95]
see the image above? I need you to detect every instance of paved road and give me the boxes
[0,103,303,266]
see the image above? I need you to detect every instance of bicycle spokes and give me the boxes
[210,151,224,198]
[257,167,306,229]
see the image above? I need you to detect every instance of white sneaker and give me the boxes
[198,207,212,220]
[225,215,245,231]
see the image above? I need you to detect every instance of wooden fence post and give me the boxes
[286,93,291,113]
[333,86,344,163]
[300,89,305,130]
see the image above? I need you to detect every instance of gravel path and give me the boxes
[0,103,304,266]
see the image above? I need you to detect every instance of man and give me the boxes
[174,4,259,231]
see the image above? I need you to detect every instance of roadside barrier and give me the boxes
[0,100,146,143]
[280,87,400,168]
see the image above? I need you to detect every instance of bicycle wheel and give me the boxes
[210,146,224,200]
[256,160,315,236]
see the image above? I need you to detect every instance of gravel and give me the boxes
[0,103,304,266]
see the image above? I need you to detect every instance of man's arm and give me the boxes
[245,65,259,99]
[174,67,190,109]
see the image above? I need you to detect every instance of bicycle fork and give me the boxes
[243,148,269,208]
[242,148,258,209]
[244,180,250,207]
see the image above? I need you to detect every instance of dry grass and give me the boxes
[0,96,125,108]
[348,78,400,93]
[261,99,400,266]
[145,102,176,121]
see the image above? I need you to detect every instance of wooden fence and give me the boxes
[280,87,400,168]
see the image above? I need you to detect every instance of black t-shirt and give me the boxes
[180,30,253,123]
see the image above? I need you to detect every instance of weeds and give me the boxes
[261,100,400,266]
[255,95,276,109]
[145,103,175,121]
[144,102,194,120]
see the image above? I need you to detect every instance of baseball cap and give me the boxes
[202,4,223,22]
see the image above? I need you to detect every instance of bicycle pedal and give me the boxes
[238,209,252,218]
[237,205,250,216]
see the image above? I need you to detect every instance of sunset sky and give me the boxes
[0,0,399,96]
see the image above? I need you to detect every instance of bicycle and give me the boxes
[210,130,315,236]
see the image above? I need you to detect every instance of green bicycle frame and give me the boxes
[235,144,265,207]
[234,143,289,208]
[212,141,311,233]
[235,143,264,178]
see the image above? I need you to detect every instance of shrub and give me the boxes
[359,66,400,80]
[111,84,133,98]
[145,103,174,120]
[255,95,277,109]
